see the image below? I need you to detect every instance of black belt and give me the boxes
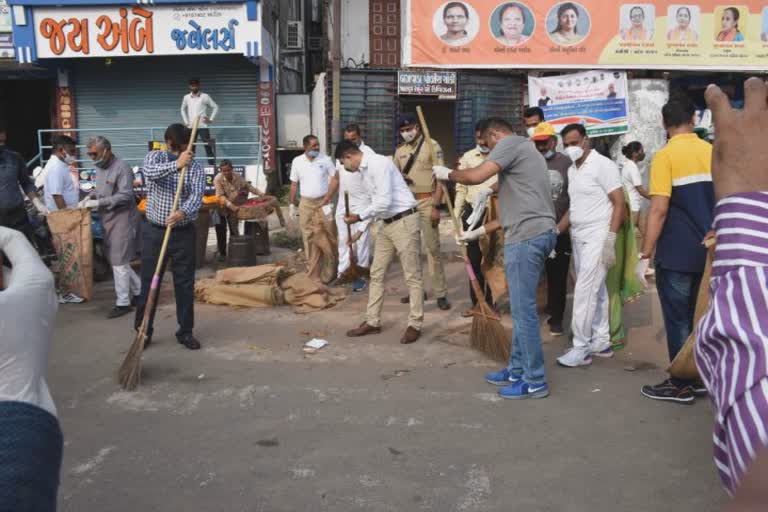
[383,207,417,225]
[148,220,193,230]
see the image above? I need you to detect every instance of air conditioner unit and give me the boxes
[285,21,304,50]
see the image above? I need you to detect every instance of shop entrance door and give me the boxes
[399,98,456,168]
[0,79,53,162]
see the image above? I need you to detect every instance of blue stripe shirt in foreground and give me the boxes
[142,150,205,228]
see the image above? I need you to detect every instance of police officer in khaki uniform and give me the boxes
[393,113,451,311]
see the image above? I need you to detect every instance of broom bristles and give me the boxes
[470,301,509,363]
[118,330,147,391]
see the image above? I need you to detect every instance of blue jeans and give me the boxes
[504,230,557,385]
[655,266,702,365]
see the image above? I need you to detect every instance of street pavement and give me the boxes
[51,233,725,511]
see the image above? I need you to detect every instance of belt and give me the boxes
[383,207,417,225]
[148,220,192,230]
[414,192,433,200]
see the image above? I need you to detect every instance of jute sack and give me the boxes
[668,240,715,381]
[47,208,94,301]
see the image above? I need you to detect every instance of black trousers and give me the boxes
[214,212,240,256]
[134,220,196,339]
[461,205,493,306]
[0,203,34,243]
[545,232,572,325]
[197,128,216,165]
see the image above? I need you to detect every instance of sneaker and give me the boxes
[591,347,614,358]
[58,292,85,304]
[689,381,708,396]
[557,348,592,368]
[640,379,695,404]
[485,368,522,386]
[351,278,367,292]
[498,381,550,400]
[548,322,565,337]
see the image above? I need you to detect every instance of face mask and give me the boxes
[64,154,77,164]
[307,150,320,159]
[543,150,555,160]
[564,145,584,162]
[477,144,490,154]
[526,127,536,138]
[401,129,418,143]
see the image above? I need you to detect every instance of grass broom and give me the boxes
[415,106,509,363]
[335,191,367,284]
[118,115,201,391]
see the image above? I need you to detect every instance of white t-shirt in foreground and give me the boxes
[289,153,336,200]
[43,155,79,211]
[568,150,622,241]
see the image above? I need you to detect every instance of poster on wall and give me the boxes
[528,70,630,136]
[405,1,768,70]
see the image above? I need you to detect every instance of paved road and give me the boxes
[51,245,724,511]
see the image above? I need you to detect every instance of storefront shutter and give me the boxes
[73,54,261,167]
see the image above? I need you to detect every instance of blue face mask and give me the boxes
[307,150,320,159]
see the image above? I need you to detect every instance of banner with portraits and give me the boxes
[528,71,630,136]
[404,1,768,70]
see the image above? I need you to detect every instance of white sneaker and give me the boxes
[58,292,85,304]
[557,348,592,368]
[589,342,614,358]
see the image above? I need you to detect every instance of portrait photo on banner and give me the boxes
[490,2,536,47]
[546,2,592,47]
[619,4,656,41]
[432,1,480,46]
[713,5,748,42]
[666,4,701,42]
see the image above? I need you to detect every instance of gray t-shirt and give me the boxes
[488,135,556,244]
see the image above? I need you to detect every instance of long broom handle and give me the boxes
[345,191,357,263]
[139,115,201,326]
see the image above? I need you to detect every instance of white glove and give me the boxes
[635,257,650,288]
[289,204,298,221]
[0,227,58,416]
[81,199,99,209]
[321,203,334,217]
[466,188,493,229]
[32,197,49,216]
[459,226,486,242]
[432,165,453,181]
[602,232,617,269]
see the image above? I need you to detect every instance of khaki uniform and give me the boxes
[454,148,497,221]
[393,136,448,299]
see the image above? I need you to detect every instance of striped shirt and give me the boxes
[695,191,768,495]
[142,150,205,228]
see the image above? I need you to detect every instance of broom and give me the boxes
[335,191,367,284]
[416,106,509,363]
[118,115,201,391]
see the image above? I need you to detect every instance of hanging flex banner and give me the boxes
[528,71,630,136]
[405,1,768,70]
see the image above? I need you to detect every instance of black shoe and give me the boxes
[401,292,428,304]
[690,380,708,396]
[107,305,133,319]
[548,321,565,337]
[641,379,695,404]
[177,335,201,350]
[436,297,451,311]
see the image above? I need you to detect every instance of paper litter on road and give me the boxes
[303,338,329,354]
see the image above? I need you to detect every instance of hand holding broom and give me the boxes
[118,115,202,391]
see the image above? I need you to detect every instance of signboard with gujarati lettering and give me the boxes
[398,70,458,98]
[33,3,261,59]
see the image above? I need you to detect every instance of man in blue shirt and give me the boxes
[0,126,47,240]
[133,124,205,350]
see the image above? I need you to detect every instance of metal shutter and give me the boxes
[336,70,398,156]
[454,72,525,156]
[74,55,261,167]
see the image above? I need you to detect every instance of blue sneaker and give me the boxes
[485,368,522,386]
[498,381,550,400]
[351,278,367,292]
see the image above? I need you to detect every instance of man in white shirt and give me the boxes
[180,78,219,164]
[555,124,626,368]
[43,135,79,212]
[288,135,338,284]
[336,140,424,345]
[330,124,375,292]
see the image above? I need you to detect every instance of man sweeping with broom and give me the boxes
[433,117,557,400]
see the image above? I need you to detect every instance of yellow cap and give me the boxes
[531,122,557,141]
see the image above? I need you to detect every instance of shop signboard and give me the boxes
[258,81,276,173]
[398,69,458,98]
[405,1,768,70]
[528,70,630,136]
[33,3,262,59]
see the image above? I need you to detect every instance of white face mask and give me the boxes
[401,129,418,143]
[564,145,584,162]
[526,127,536,138]
[477,144,491,154]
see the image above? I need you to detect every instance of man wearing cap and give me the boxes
[531,122,572,336]
[393,113,450,311]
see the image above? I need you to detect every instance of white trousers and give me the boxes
[336,215,372,274]
[113,264,141,307]
[570,235,610,351]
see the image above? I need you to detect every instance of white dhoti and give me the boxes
[570,233,610,352]
[337,214,372,274]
